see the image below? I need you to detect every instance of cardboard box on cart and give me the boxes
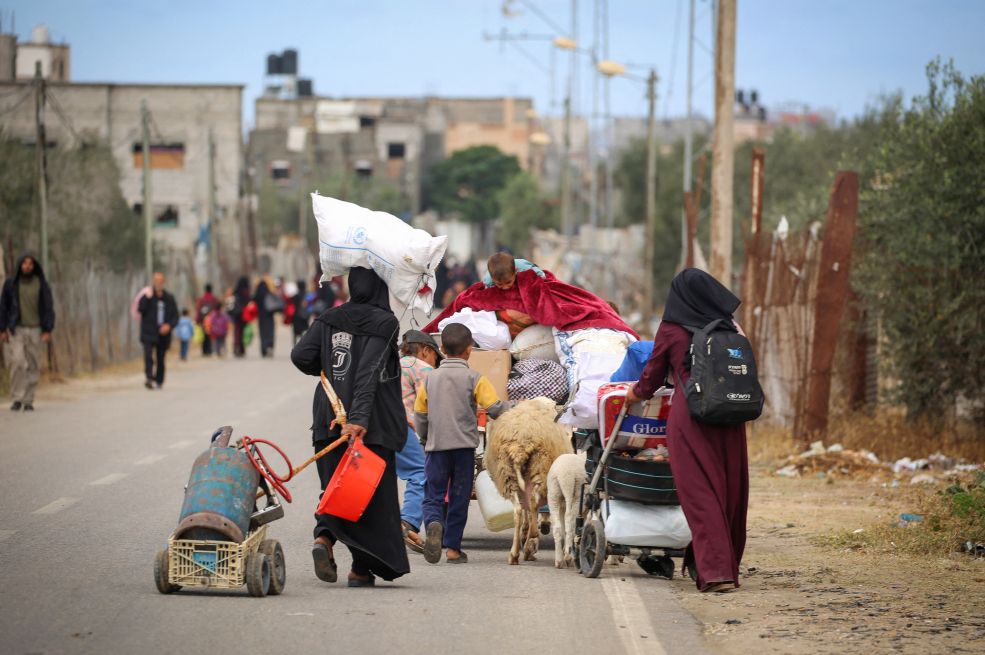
[466,349,511,402]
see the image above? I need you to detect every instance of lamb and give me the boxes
[547,451,587,568]
[485,396,573,565]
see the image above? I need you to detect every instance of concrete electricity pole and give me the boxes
[642,69,659,316]
[33,62,49,272]
[710,0,736,286]
[681,0,695,270]
[141,100,153,281]
[208,128,218,285]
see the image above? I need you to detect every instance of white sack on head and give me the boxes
[312,193,447,313]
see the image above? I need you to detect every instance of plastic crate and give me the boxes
[168,525,266,589]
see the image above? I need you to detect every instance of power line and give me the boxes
[44,88,83,145]
[516,0,567,35]
[0,86,33,119]
[508,40,551,76]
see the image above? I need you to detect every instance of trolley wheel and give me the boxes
[259,539,286,595]
[154,549,180,594]
[637,555,675,579]
[579,519,606,579]
[245,552,271,597]
[683,545,698,582]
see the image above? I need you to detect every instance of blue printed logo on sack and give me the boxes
[727,347,743,359]
[352,227,368,245]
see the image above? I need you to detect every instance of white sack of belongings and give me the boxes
[509,324,559,362]
[312,193,447,313]
[475,469,515,531]
[438,308,511,350]
[602,499,692,549]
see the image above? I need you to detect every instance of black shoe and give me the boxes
[424,521,444,564]
[10,401,22,411]
[22,403,33,411]
[144,379,154,390]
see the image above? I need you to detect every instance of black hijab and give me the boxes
[318,267,398,339]
[662,268,740,329]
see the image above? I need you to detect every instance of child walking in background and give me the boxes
[208,306,230,357]
[414,323,511,564]
[176,309,195,361]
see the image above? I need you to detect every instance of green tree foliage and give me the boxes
[425,145,521,222]
[496,171,559,254]
[0,136,140,274]
[854,61,985,420]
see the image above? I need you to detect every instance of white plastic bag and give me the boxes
[312,194,447,312]
[438,308,511,350]
[509,324,559,362]
[602,499,691,549]
[558,352,627,428]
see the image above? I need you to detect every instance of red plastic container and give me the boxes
[598,382,673,451]
[316,437,385,521]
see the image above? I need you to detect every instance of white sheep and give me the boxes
[547,451,587,568]
[485,397,573,565]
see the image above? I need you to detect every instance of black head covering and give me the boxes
[662,268,740,329]
[234,276,250,300]
[318,267,398,339]
[16,252,44,281]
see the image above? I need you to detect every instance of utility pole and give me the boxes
[642,69,659,316]
[297,127,311,242]
[681,0,695,270]
[33,62,49,272]
[560,93,572,236]
[141,100,152,281]
[710,0,736,285]
[208,128,218,286]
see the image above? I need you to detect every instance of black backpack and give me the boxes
[682,319,764,425]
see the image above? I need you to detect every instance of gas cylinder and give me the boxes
[174,426,260,543]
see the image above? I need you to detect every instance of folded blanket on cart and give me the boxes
[423,269,638,338]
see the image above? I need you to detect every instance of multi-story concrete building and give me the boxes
[0,80,243,252]
[14,25,70,81]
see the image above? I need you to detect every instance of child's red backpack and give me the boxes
[210,311,230,337]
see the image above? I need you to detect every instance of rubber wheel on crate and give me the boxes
[259,539,286,595]
[154,549,180,594]
[683,545,698,582]
[245,552,271,597]
[579,519,606,579]
[637,555,675,579]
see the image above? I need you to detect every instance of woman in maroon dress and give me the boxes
[626,269,748,593]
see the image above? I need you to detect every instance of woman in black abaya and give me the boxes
[290,267,410,587]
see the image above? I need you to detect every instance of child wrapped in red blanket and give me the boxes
[424,267,638,339]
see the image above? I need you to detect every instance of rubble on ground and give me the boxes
[773,441,983,483]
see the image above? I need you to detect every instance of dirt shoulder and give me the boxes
[672,469,985,654]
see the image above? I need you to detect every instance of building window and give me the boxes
[359,116,376,129]
[132,143,185,170]
[132,203,180,228]
[387,142,406,160]
[355,160,373,178]
[270,160,291,183]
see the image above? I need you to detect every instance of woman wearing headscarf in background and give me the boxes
[231,276,251,358]
[253,273,282,358]
[291,267,410,587]
[626,268,749,593]
[291,280,310,344]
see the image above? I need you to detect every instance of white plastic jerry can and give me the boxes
[475,469,515,532]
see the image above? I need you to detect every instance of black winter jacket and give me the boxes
[137,291,179,346]
[290,319,406,451]
[0,254,55,335]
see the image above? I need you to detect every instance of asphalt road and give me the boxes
[0,329,710,655]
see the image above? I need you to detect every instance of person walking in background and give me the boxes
[0,253,55,411]
[231,276,251,358]
[253,274,282,358]
[209,305,230,357]
[195,284,219,357]
[396,330,441,553]
[138,272,178,389]
[292,280,311,344]
[175,309,194,361]
[626,269,751,593]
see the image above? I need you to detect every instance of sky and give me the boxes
[4,0,985,129]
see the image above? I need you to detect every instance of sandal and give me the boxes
[347,572,376,588]
[705,581,736,593]
[312,542,338,583]
[446,551,468,564]
[424,521,444,564]
[402,520,425,554]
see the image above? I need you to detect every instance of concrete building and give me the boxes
[11,25,71,81]
[0,80,244,252]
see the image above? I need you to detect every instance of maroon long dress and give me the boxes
[632,320,748,591]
